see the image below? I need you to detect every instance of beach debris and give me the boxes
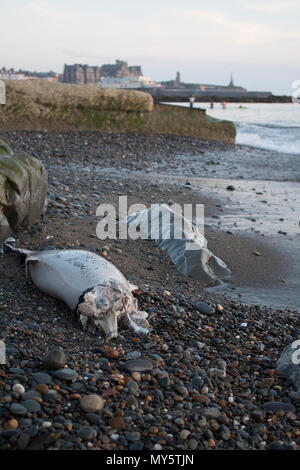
[276,341,300,397]
[253,251,262,256]
[126,203,231,282]
[226,185,235,191]
[4,241,149,338]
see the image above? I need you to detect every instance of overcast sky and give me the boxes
[1,0,300,94]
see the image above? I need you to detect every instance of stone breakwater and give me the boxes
[0,81,235,144]
[0,139,47,243]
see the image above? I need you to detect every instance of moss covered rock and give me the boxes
[0,149,47,243]
[0,139,13,155]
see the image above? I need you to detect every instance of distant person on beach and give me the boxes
[189,96,195,108]
[210,102,214,109]
[221,101,227,109]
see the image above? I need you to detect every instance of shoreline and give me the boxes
[0,130,299,451]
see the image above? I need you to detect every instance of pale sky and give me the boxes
[1,0,300,94]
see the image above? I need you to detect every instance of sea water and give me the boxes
[166,102,300,155]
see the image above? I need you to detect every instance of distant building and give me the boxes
[63,60,143,84]
[98,75,157,89]
[63,64,102,84]
[0,67,59,81]
[175,72,181,87]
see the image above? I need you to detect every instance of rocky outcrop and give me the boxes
[0,141,47,243]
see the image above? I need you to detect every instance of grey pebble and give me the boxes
[195,301,215,314]
[78,426,97,441]
[123,359,153,373]
[54,368,78,381]
[33,372,53,385]
[263,402,296,413]
[10,403,27,417]
[42,348,67,370]
[22,400,41,413]
[124,431,141,442]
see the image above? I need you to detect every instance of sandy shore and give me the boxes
[0,130,299,450]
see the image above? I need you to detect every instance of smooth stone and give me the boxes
[124,431,141,442]
[251,424,267,436]
[86,413,102,425]
[126,351,141,360]
[22,400,41,413]
[78,426,96,441]
[9,368,25,375]
[202,407,221,419]
[188,438,198,450]
[129,441,144,450]
[195,301,215,315]
[159,376,170,388]
[10,403,27,417]
[123,359,153,373]
[33,372,53,385]
[21,390,42,402]
[128,381,140,397]
[263,402,296,413]
[17,433,30,450]
[80,394,105,413]
[42,349,67,370]
[54,368,78,381]
[109,417,126,430]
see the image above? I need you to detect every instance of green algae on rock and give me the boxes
[0,149,47,243]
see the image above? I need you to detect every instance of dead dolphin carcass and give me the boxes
[4,241,149,338]
[126,203,231,283]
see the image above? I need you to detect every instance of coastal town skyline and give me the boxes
[2,0,300,95]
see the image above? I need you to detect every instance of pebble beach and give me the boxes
[0,130,299,451]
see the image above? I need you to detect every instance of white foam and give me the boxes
[236,131,300,155]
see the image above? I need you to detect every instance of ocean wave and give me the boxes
[236,131,300,155]
[236,121,300,130]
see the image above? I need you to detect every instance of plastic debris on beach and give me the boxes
[276,341,300,397]
[126,203,231,283]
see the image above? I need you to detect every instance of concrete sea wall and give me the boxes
[0,80,236,144]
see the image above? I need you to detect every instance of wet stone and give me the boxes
[263,402,296,413]
[10,403,27,417]
[54,368,78,381]
[17,433,30,450]
[22,400,41,413]
[78,426,96,441]
[123,359,153,373]
[80,394,105,413]
[21,390,42,402]
[129,441,144,450]
[124,431,141,442]
[128,381,140,397]
[126,351,141,360]
[42,349,67,370]
[33,372,53,385]
[195,301,215,315]
[109,417,126,430]
[159,376,170,388]
[202,407,221,419]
